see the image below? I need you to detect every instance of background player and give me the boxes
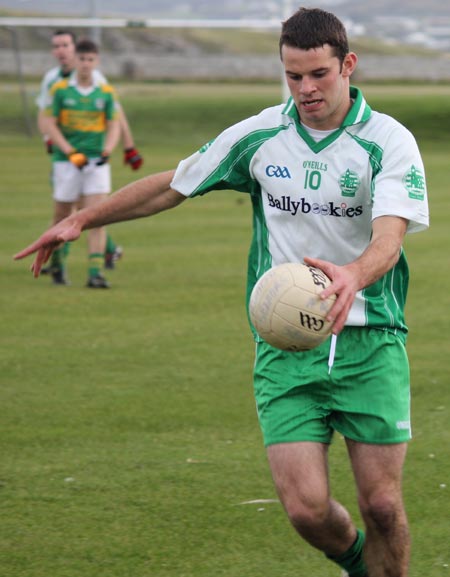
[40,38,120,287]
[36,29,143,279]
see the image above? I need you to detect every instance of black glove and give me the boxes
[96,153,110,166]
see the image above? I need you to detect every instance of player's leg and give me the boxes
[267,442,367,576]
[104,232,123,270]
[254,340,369,576]
[50,161,82,284]
[268,441,355,550]
[330,328,411,576]
[347,440,410,577]
[82,163,112,288]
[50,200,74,284]
[80,193,109,288]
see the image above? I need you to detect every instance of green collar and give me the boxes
[282,86,372,128]
[282,86,372,152]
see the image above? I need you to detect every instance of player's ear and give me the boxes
[342,52,358,78]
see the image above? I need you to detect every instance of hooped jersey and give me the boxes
[46,75,119,160]
[171,87,429,337]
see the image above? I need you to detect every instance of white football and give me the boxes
[249,263,336,351]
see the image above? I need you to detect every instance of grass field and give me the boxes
[1,81,449,577]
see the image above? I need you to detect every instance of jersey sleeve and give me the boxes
[93,69,108,84]
[372,121,429,234]
[49,86,61,117]
[35,69,56,110]
[101,84,120,121]
[171,112,280,197]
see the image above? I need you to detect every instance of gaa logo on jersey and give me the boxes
[265,165,292,179]
[339,169,360,197]
[403,165,425,200]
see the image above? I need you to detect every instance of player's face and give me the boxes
[281,44,357,130]
[75,52,99,83]
[51,34,76,72]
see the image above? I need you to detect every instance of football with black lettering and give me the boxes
[249,263,336,351]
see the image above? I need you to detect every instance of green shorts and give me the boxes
[253,327,411,446]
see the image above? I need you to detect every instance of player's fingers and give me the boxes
[304,256,338,299]
[31,247,52,277]
[304,255,330,272]
[14,240,46,260]
[328,292,354,334]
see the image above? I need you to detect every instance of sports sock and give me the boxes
[105,234,116,254]
[63,241,71,258]
[326,528,367,577]
[50,246,65,271]
[88,253,104,278]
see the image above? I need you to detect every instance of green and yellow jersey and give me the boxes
[46,75,119,160]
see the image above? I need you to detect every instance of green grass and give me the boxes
[1,82,449,577]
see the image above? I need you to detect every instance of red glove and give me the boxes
[124,147,143,170]
[44,137,53,154]
[68,151,89,169]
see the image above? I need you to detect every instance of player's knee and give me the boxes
[285,497,331,532]
[359,491,403,534]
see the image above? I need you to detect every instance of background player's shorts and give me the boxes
[53,160,111,202]
[253,327,411,447]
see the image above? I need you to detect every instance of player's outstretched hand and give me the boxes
[124,147,143,170]
[14,218,83,277]
[304,256,360,335]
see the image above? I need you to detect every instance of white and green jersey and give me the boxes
[171,87,429,336]
[36,66,107,110]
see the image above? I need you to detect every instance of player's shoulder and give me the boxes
[207,103,292,155]
[226,102,292,137]
[99,82,116,95]
[50,78,70,94]
[93,68,107,83]
[366,108,411,133]
[248,102,291,126]
[355,109,416,145]
[41,66,61,84]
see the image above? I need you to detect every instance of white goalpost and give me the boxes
[0,1,295,134]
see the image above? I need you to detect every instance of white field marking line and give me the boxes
[237,499,280,505]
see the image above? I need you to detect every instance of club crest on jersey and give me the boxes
[95,99,106,110]
[403,165,425,200]
[339,169,360,197]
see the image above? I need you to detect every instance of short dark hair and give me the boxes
[75,38,99,54]
[52,30,77,43]
[279,7,349,64]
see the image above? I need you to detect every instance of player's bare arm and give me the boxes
[80,170,184,227]
[41,115,74,155]
[103,118,121,156]
[117,105,135,150]
[14,170,185,273]
[305,215,408,334]
[37,109,51,137]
